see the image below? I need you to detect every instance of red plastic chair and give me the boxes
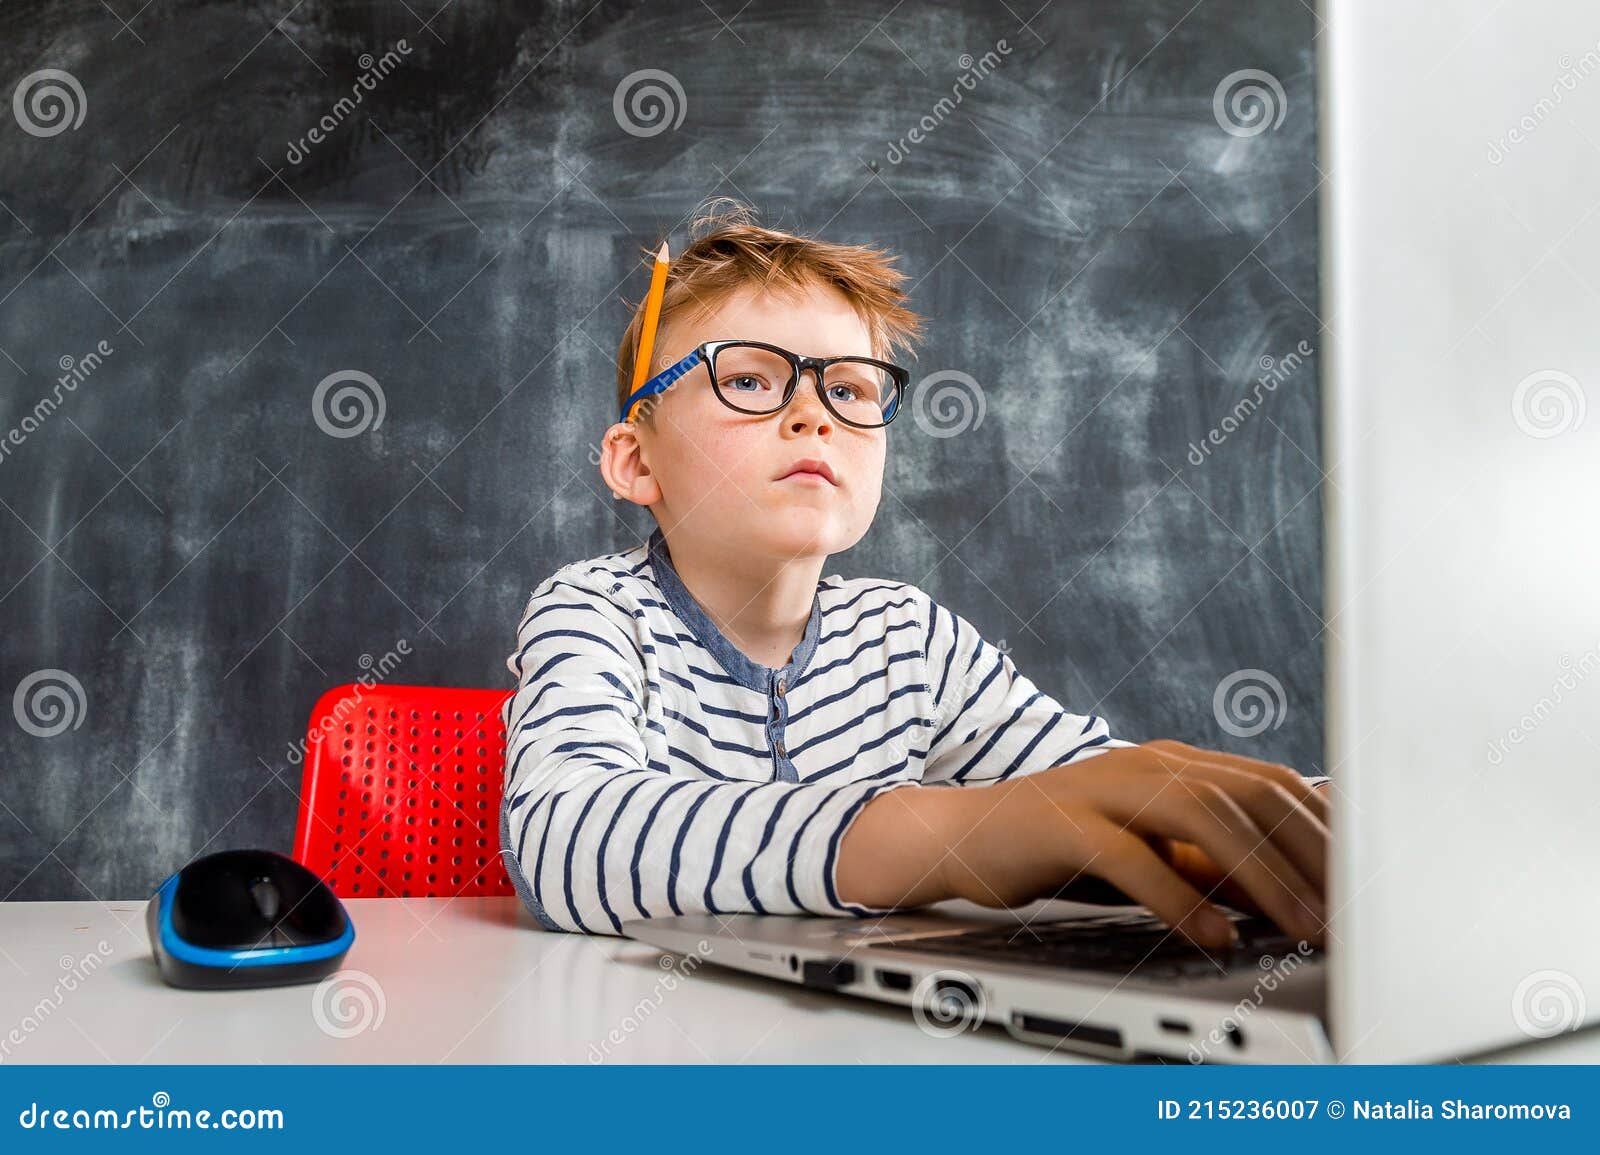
[292,684,516,899]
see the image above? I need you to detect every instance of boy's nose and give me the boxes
[785,372,834,434]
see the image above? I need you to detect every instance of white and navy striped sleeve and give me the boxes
[499,569,922,937]
[916,588,1139,786]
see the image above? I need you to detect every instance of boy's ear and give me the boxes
[600,422,662,506]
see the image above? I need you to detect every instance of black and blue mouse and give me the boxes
[146,848,354,989]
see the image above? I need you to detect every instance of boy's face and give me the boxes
[626,280,886,563]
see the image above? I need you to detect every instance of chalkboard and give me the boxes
[0,0,1323,900]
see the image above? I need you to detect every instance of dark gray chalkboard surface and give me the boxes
[0,0,1323,899]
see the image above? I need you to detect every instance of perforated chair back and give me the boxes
[292,684,516,898]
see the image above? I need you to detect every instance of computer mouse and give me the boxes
[145,848,354,990]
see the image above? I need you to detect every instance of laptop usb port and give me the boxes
[1013,1013,1123,1051]
[800,959,857,989]
[873,968,913,991]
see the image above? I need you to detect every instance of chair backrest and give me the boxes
[293,684,515,899]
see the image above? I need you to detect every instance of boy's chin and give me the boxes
[752,515,865,560]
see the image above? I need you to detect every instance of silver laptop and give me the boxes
[626,0,1600,1063]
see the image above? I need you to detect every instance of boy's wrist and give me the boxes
[838,782,977,909]
[907,783,977,902]
[910,778,1031,905]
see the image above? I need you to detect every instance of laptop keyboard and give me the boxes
[872,909,1321,981]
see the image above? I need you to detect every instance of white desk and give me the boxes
[1,897,1592,1064]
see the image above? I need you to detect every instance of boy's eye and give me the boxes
[826,382,866,403]
[724,374,774,393]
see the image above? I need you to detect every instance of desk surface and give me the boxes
[1,897,1593,1064]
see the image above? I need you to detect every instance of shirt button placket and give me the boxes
[770,672,793,781]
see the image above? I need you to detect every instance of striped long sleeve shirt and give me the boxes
[498,528,1324,936]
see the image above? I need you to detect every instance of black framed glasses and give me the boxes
[620,339,910,428]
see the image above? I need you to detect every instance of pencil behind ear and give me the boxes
[628,240,672,403]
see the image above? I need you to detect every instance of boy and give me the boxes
[500,203,1330,951]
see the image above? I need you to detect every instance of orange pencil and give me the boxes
[630,241,671,406]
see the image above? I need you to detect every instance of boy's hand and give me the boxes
[929,739,1329,950]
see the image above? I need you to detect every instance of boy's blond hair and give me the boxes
[615,198,925,425]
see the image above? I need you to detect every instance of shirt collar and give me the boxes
[647,526,822,692]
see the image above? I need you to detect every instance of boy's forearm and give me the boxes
[835,783,972,909]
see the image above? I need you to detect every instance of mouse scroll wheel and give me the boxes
[247,876,281,922]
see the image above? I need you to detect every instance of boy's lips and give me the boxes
[775,459,838,486]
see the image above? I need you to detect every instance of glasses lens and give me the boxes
[822,359,898,426]
[711,344,795,413]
